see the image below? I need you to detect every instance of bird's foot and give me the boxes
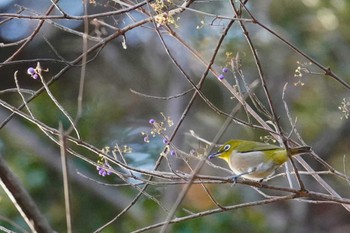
[231,175,239,183]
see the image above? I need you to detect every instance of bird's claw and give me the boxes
[231,175,240,184]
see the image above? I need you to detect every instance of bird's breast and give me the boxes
[228,150,267,173]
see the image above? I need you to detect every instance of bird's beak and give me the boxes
[208,151,221,159]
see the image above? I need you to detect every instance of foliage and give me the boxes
[1,0,350,232]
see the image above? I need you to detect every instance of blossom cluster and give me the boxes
[27,67,39,79]
[217,67,229,80]
[142,113,176,156]
[97,147,112,177]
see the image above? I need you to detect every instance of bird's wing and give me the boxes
[236,140,281,153]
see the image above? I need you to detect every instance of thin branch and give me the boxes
[242,3,350,90]
[36,62,81,139]
[59,124,72,233]
[132,195,295,233]
[1,0,149,20]
[0,154,54,233]
[68,0,89,134]
[130,88,194,100]
[2,0,59,64]
[158,17,236,233]
[0,0,193,131]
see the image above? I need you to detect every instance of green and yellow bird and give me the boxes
[208,140,310,181]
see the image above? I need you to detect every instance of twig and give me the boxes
[233,0,306,190]
[1,0,148,20]
[241,2,350,90]
[59,123,72,233]
[2,0,59,64]
[36,62,81,139]
[0,154,54,232]
[0,0,194,131]
[132,195,295,232]
[130,87,194,100]
[67,0,89,135]
[158,17,236,233]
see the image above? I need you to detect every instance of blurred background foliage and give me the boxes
[1,0,350,232]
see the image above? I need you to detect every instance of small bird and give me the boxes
[208,140,311,181]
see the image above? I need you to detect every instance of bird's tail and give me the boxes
[290,146,311,155]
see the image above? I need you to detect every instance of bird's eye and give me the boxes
[223,144,230,151]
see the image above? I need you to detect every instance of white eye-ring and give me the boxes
[223,144,230,151]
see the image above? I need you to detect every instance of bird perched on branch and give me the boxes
[208,140,311,181]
